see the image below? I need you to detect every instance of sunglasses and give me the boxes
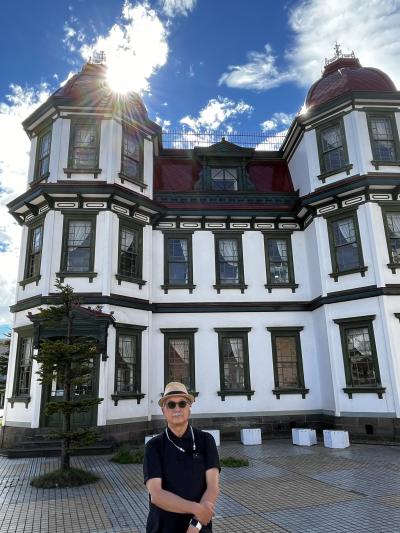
[165,400,190,410]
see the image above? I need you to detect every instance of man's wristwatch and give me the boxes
[189,518,202,530]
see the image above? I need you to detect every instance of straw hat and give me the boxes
[158,382,195,407]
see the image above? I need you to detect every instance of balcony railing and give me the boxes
[161,129,287,151]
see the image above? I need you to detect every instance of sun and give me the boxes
[106,62,134,94]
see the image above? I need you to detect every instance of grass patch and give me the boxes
[110,447,144,464]
[220,456,249,468]
[30,467,99,488]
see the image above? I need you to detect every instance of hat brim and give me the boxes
[158,392,195,407]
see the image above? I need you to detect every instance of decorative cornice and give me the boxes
[154,191,298,207]
[9,284,400,314]
[7,182,164,219]
[7,173,400,229]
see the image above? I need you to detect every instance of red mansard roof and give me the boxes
[306,56,396,110]
[154,158,294,193]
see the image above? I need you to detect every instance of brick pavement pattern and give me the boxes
[1,440,400,532]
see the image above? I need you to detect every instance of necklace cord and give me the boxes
[165,426,196,453]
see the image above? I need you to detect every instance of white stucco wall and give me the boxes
[325,298,396,416]
[288,135,311,196]
[151,229,313,303]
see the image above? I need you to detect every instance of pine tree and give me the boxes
[0,331,10,377]
[33,279,103,475]
[0,331,10,417]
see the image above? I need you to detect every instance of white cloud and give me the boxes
[261,112,295,132]
[160,0,197,18]
[155,114,171,129]
[219,0,400,93]
[62,15,86,55]
[287,0,400,88]
[0,84,50,327]
[255,129,288,151]
[180,96,253,130]
[219,44,295,91]
[80,1,169,94]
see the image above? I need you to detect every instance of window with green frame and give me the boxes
[120,125,143,184]
[317,119,351,178]
[13,335,33,399]
[59,214,96,280]
[23,222,43,282]
[116,218,144,286]
[326,209,367,281]
[213,233,247,293]
[334,316,385,398]
[263,232,298,292]
[68,119,100,170]
[214,328,254,400]
[211,168,238,191]
[162,232,195,293]
[34,127,51,181]
[161,328,197,393]
[112,324,146,405]
[267,327,308,399]
[367,113,400,166]
[382,207,400,272]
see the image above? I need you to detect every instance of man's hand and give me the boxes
[194,500,214,525]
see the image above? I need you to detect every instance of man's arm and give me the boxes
[200,467,220,507]
[146,478,214,525]
[186,468,220,533]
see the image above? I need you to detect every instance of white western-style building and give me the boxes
[3,51,400,447]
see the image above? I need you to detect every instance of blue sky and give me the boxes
[1,0,400,336]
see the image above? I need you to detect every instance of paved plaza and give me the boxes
[1,439,400,532]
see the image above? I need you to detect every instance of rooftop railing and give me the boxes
[161,129,287,151]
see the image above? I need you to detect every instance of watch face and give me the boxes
[190,518,201,529]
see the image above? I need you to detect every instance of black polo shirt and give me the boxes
[143,426,220,533]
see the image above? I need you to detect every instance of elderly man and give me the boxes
[143,382,220,533]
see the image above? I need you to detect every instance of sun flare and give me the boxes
[106,62,135,94]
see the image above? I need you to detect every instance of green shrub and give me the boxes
[220,456,249,467]
[111,447,144,464]
[30,467,99,488]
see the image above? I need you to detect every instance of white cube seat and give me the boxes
[202,429,220,446]
[145,434,159,444]
[240,428,262,445]
[323,430,350,449]
[292,428,317,446]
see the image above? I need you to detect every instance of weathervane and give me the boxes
[324,42,355,67]
[90,51,107,65]
[334,41,342,58]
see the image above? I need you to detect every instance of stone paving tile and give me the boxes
[378,494,400,508]
[330,445,400,468]
[214,493,252,517]
[222,441,316,459]
[213,513,288,532]
[0,440,399,532]
[264,498,400,533]
[220,474,363,513]
[310,466,400,497]
[220,461,286,482]
[265,453,368,474]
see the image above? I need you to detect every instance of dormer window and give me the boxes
[120,125,144,187]
[318,121,346,170]
[317,118,351,180]
[211,168,238,191]
[367,113,400,166]
[68,119,100,170]
[34,128,51,181]
[193,140,255,192]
